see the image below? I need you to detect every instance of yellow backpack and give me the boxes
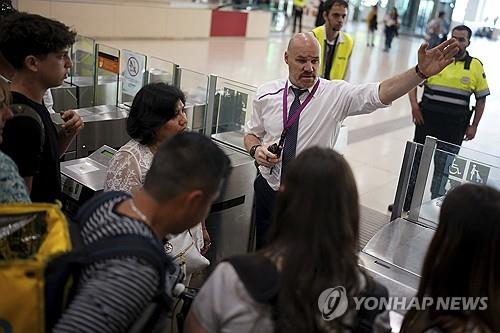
[0,203,72,333]
[0,194,173,333]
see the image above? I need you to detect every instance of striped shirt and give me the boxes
[54,193,164,333]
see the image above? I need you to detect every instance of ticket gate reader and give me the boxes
[52,105,130,160]
[60,145,117,217]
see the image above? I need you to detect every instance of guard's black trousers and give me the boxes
[405,109,469,209]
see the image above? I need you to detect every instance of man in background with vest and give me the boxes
[408,24,489,201]
[311,0,353,80]
[410,25,489,146]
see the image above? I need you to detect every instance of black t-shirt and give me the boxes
[0,92,61,202]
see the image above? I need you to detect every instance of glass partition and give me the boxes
[210,76,257,151]
[178,68,209,134]
[69,35,96,82]
[147,57,177,85]
[120,49,147,105]
[94,44,120,106]
[59,35,96,109]
[406,137,500,228]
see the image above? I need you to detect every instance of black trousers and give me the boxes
[414,109,468,146]
[293,6,303,33]
[253,174,277,250]
[405,109,468,208]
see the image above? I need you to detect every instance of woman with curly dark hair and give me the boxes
[105,82,187,192]
[105,83,211,279]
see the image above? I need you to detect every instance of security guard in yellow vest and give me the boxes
[408,25,489,200]
[410,25,489,147]
[311,0,353,80]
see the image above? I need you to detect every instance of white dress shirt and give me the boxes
[244,77,389,190]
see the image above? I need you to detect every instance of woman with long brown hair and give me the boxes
[401,184,500,333]
[185,147,391,332]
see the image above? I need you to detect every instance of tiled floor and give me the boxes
[99,23,500,215]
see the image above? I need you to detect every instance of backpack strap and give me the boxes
[10,103,45,151]
[225,255,280,304]
[73,191,130,228]
[68,191,130,250]
[353,279,389,333]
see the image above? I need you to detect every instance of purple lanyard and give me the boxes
[282,79,320,135]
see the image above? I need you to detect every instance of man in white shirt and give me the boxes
[244,32,458,249]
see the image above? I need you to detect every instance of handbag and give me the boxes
[164,229,209,277]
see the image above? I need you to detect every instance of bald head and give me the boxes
[284,33,320,89]
[287,33,320,54]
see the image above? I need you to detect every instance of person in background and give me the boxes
[400,184,500,333]
[388,24,490,213]
[426,11,449,48]
[311,0,353,81]
[0,12,83,203]
[383,7,400,52]
[0,80,30,203]
[410,24,489,199]
[292,0,306,33]
[366,5,378,47]
[314,0,325,27]
[104,82,211,275]
[185,147,391,333]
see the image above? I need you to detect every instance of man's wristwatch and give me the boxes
[249,144,261,158]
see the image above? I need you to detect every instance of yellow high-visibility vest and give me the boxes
[312,26,354,80]
[422,53,490,115]
[293,0,305,8]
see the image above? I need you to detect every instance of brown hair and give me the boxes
[266,147,368,332]
[401,184,500,333]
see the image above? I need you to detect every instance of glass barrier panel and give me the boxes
[58,36,96,109]
[409,139,500,228]
[147,57,177,85]
[120,49,147,105]
[178,68,209,134]
[211,76,257,151]
[95,44,120,106]
[69,35,96,82]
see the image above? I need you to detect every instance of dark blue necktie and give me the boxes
[281,87,307,182]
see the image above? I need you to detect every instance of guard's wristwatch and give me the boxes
[249,144,261,158]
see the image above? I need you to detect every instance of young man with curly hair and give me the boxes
[0,12,84,202]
